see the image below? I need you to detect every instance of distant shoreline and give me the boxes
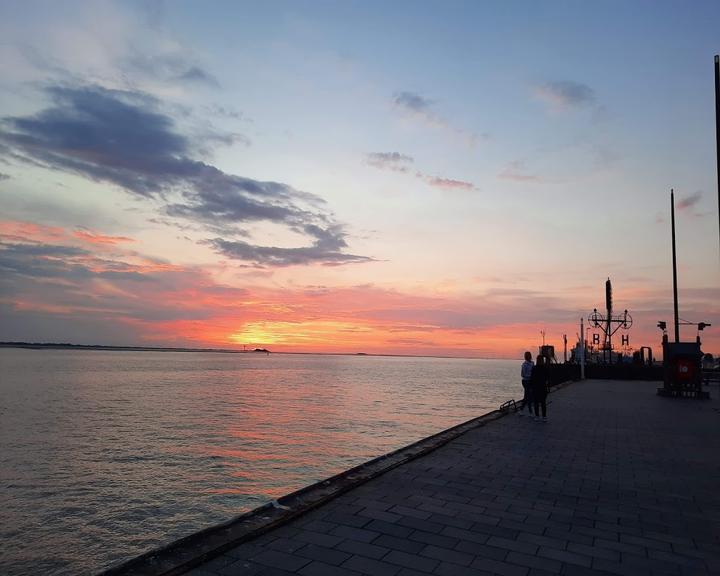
[0,342,507,361]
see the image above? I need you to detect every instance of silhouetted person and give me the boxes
[531,355,549,422]
[519,351,534,416]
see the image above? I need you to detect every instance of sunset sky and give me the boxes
[1,0,719,358]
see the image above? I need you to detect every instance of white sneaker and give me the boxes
[542,416,547,423]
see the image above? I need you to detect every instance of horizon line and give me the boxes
[0,341,515,361]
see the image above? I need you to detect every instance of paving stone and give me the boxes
[429,512,475,530]
[298,560,362,576]
[434,561,496,576]
[471,556,530,576]
[591,537,645,556]
[461,539,510,557]
[294,530,345,548]
[389,505,433,520]
[394,515,443,534]
[265,537,306,554]
[419,544,473,566]
[297,520,338,534]
[224,543,266,561]
[499,520,546,536]
[374,534,425,554]
[396,569,435,576]
[486,536,539,556]
[336,538,390,560]
[517,532,568,550]
[470,522,520,540]
[358,507,403,523]
[504,551,562,573]
[199,555,242,571]
[408,529,458,550]
[384,549,439,573]
[365,519,414,538]
[441,525,490,545]
[342,554,401,575]
[618,533,673,552]
[538,546,592,568]
[566,542,620,561]
[619,551,682,574]
[647,548,710,569]
[325,511,372,528]
[331,524,381,543]
[559,564,617,576]
[246,567,297,576]
[184,568,221,576]
[251,549,312,572]
[544,528,594,547]
[295,543,352,565]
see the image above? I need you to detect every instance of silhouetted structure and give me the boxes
[587,278,632,363]
[658,191,710,399]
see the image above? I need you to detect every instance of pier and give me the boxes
[117,379,720,576]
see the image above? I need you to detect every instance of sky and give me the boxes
[0,0,719,358]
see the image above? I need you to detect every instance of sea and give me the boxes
[0,348,518,575]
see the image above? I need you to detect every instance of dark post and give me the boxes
[605,278,612,362]
[715,55,720,261]
[671,190,680,343]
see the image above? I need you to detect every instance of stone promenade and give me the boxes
[188,380,720,576]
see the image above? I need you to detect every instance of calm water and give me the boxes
[0,349,517,575]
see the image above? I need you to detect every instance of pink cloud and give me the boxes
[424,177,475,191]
[73,229,135,245]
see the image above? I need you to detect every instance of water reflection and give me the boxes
[0,350,516,575]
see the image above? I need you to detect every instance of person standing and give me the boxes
[531,355,549,422]
[519,351,534,416]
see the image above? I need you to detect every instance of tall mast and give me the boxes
[715,55,720,261]
[671,190,680,343]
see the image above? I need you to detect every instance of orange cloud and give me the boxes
[0,220,68,243]
[73,229,135,245]
[2,220,718,358]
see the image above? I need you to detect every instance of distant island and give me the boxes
[0,342,271,354]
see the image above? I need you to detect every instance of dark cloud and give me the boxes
[676,191,702,211]
[177,66,220,87]
[0,241,150,282]
[1,85,188,196]
[0,85,370,267]
[209,222,373,267]
[366,152,414,172]
[366,151,475,191]
[535,80,595,109]
[127,53,219,87]
[394,91,433,112]
[0,172,10,181]
[392,91,479,146]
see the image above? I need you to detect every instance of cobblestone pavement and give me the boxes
[187,380,720,576]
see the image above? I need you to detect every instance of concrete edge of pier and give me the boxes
[98,379,576,576]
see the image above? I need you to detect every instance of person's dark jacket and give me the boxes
[530,363,549,400]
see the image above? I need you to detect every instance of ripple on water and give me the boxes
[0,350,517,575]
